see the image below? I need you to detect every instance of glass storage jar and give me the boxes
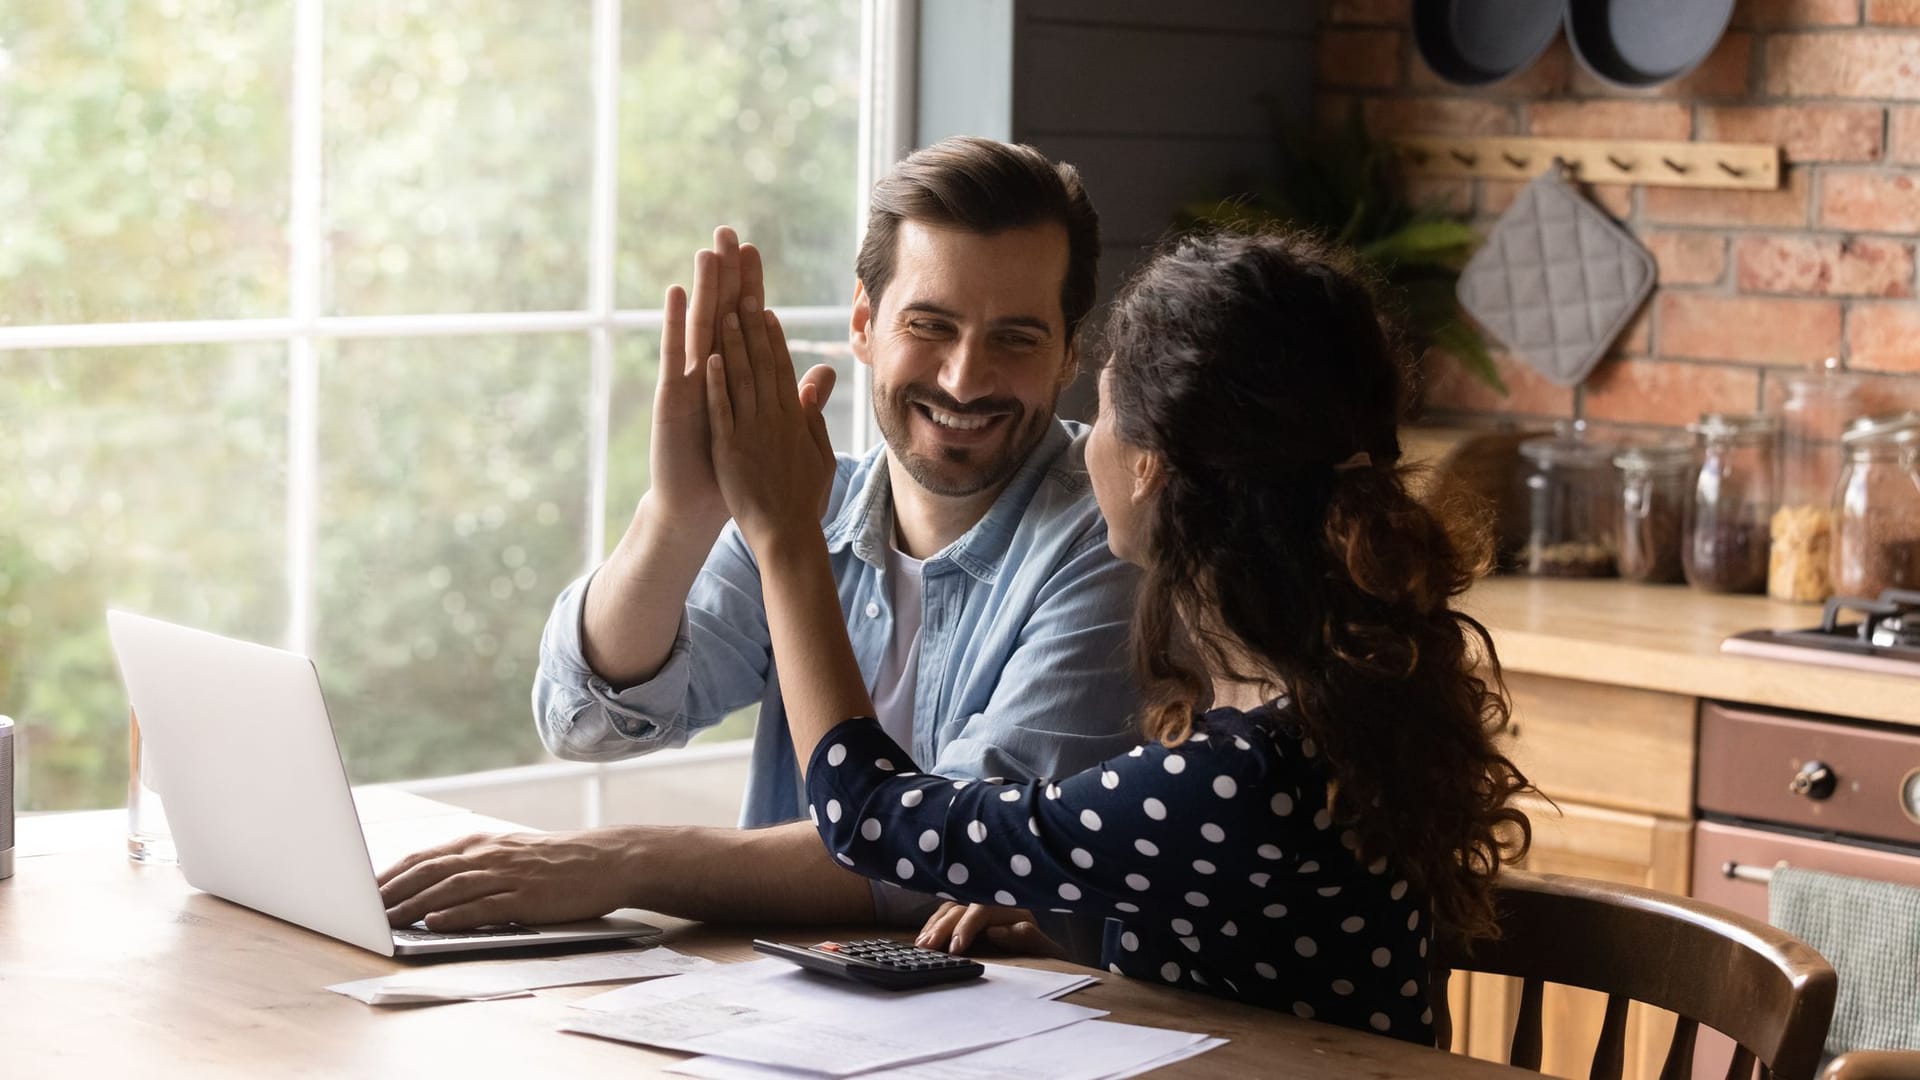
[1684,413,1778,594]
[1769,358,1862,602]
[1613,441,1693,584]
[1517,430,1619,577]
[1831,411,1920,600]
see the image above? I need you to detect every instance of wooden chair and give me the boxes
[1821,1052,1920,1080]
[1434,871,1837,1080]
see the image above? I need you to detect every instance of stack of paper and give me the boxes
[564,958,1222,1077]
[329,946,714,1005]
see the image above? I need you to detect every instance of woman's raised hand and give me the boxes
[704,295,839,546]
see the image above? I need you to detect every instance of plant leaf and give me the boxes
[1430,319,1507,396]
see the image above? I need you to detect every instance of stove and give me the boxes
[1721,588,1920,677]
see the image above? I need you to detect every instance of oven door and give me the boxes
[1690,819,1920,1078]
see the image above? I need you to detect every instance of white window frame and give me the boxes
[1,0,919,824]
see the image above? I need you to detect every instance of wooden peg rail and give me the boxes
[1391,135,1781,191]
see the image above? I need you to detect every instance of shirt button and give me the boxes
[865,602,880,618]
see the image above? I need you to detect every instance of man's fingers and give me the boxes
[658,284,689,387]
[740,242,765,310]
[687,248,719,364]
[374,832,491,889]
[422,893,518,932]
[383,869,503,929]
[797,363,836,411]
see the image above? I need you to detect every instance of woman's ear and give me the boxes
[1131,448,1166,505]
[849,281,874,368]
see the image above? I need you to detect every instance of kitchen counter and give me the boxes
[1462,577,1920,728]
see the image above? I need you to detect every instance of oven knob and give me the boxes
[1789,761,1837,801]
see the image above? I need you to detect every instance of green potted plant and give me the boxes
[1180,107,1504,395]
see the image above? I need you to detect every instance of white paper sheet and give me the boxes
[665,1020,1224,1080]
[575,957,1092,1014]
[562,988,1103,1077]
[328,946,714,1005]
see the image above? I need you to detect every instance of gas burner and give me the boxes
[1823,589,1920,650]
[1722,588,1920,676]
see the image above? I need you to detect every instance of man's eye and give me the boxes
[997,334,1040,350]
[908,320,951,336]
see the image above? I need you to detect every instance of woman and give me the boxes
[699,230,1532,1043]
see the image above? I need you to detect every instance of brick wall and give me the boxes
[1319,0,1920,429]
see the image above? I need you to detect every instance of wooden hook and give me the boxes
[1716,160,1747,177]
[1402,146,1431,165]
[1449,148,1479,167]
[1606,154,1635,172]
[1661,156,1690,174]
[1501,152,1530,169]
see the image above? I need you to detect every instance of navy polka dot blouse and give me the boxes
[804,703,1435,1043]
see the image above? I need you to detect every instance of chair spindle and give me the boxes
[1511,976,1545,1070]
[1657,1017,1699,1080]
[1725,1045,1756,1080]
[1589,993,1629,1080]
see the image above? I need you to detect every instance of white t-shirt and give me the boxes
[869,535,926,751]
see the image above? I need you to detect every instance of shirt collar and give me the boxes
[822,419,1074,584]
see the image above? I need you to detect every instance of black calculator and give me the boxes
[752,937,986,990]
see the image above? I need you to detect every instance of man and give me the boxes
[379,137,1141,931]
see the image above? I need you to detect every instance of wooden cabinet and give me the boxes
[1447,673,1698,1080]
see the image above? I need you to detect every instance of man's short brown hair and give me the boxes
[855,137,1101,341]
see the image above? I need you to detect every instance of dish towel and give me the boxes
[1769,865,1920,1054]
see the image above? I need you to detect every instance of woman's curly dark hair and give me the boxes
[1101,228,1534,948]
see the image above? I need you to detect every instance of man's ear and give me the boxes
[1057,339,1081,391]
[1131,448,1166,505]
[849,281,874,369]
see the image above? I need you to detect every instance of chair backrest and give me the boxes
[1435,871,1837,1080]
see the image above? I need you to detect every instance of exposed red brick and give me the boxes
[1403,175,1474,215]
[1646,232,1729,286]
[1643,168,1813,228]
[1526,101,1692,140]
[1658,292,1844,365]
[1612,304,1654,357]
[1421,347,1575,418]
[1318,29,1402,89]
[1891,108,1920,164]
[1847,302,1920,372]
[1569,32,1752,99]
[1820,171,1920,232]
[1765,33,1920,99]
[1584,360,1764,427]
[1410,37,1573,98]
[1364,97,1518,136]
[1734,0,1861,27]
[1847,370,1920,413]
[1867,0,1920,25]
[1696,105,1884,164]
[1330,0,1411,24]
[1735,235,1915,297]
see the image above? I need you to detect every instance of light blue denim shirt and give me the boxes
[533,417,1143,844]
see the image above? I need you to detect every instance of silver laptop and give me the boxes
[105,609,663,957]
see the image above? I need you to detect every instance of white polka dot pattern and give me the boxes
[800,714,1434,1044]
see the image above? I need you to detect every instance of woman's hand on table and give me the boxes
[917,902,1067,959]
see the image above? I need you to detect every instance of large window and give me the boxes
[0,0,877,811]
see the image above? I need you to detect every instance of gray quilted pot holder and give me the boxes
[1456,167,1656,387]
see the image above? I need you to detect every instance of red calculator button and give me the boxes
[813,942,843,952]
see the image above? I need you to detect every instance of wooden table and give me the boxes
[0,794,1529,1078]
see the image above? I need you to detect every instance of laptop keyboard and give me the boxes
[393,923,539,942]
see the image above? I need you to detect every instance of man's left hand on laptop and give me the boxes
[377,830,640,931]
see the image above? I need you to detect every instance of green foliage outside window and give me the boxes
[0,0,862,810]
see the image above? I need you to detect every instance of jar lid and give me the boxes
[1612,442,1694,471]
[1776,357,1863,396]
[1841,410,1920,446]
[1520,436,1615,467]
[1689,412,1779,440]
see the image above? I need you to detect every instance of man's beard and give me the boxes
[872,380,1057,498]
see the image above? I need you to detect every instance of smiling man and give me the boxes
[377,138,1142,932]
